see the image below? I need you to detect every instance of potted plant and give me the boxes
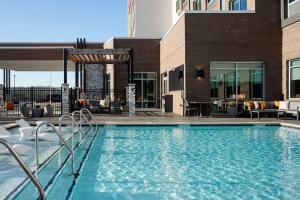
[20,103,30,117]
[32,105,44,117]
[44,104,53,117]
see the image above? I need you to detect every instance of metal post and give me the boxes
[3,68,5,86]
[63,49,68,84]
[129,49,134,83]
[80,64,83,91]
[83,64,87,93]
[13,75,16,99]
[75,63,79,88]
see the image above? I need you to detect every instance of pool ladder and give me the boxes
[0,138,45,200]
[72,108,98,134]
[35,122,76,175]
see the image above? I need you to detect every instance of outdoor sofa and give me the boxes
[244,100,300,120]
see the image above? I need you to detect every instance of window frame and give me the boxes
[289,59,300,99]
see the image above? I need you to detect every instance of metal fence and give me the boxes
[4,87,62,116]
[2,87,127,116]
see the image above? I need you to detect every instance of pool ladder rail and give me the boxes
[72,108,98,133]
[35,121,76,176]
[0,138,45,200]
[59,115,89,150]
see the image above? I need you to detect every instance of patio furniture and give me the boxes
[184,100,199,116]
[250,109,279,120]
[32,106,44,117]
[110,101,122,114]
[20,104,30,117]
[0,126,33,155]
[280,101,300,120]
[16,119,60,142]
[89,100,100,113]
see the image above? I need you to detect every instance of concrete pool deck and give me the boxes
[1,111,300,128]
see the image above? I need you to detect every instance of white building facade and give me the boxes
[128,0,173,38]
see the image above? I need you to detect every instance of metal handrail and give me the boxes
[59,115,88,149]
[35,122,74,175]
[80,108,98,132]
[72,111,93,131]
[0,138,45,200]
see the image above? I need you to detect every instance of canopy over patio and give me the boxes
[63,47,134,89]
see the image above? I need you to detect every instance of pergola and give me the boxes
[63,48,134,89]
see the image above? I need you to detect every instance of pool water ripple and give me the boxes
[70,126,300,200]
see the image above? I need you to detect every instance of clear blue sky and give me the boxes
[0,0,127,87]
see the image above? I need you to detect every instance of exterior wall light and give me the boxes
[195,68,204,79]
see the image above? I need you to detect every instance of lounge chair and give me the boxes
[279,101,300,120]
[89,100,100,113]
[0,127,33,155]
[16,119,59,142]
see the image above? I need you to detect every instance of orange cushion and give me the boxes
[274,101,280,109]
[6,102,14,110]
[245,101,254,110]
[259,101,267,109]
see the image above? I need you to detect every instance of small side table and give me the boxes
[277,110,286,119]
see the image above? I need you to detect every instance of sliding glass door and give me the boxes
[210,62,264,101]
[133,72,157,108]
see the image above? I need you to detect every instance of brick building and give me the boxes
[0,0,300,115]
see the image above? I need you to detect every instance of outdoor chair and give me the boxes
[89,100,100,113]
[16,119,65,142]
[184,100,198,117]
[110,101,122,114]
[0,126,33,155]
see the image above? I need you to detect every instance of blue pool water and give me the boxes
[67,125,300,200]
[12,125,300,200]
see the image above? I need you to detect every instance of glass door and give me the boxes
[133,72,157,108]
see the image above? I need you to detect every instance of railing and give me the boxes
[72,110,94,132]
[4,87,62,116]
[80,108,98,132]
[59,115,88,149]
[0,138,45,200]
[35,122,75,175]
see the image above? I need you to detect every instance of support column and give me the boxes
[83,64,87,93]
[127,83,136,117]
[8,69,10,92]
[80,64,83,90]
[127,49,134,84]
[61,83,69,115]
[75,63,79,88]
[63,49,68,84]
[3,69,6,87]
[0,84,4,109]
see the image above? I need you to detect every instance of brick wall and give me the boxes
[104,38,161,108]
[185,0,282,102]
[161,0,282,115]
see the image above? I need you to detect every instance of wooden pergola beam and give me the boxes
[68,48,130,55]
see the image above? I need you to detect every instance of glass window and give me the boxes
[289,59,300,98]
[210,62,264,100]
[133,72,157,108]
[231,0,247,10]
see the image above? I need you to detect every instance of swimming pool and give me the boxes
[13,125,300,199]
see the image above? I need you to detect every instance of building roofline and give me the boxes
[104,37,162,45]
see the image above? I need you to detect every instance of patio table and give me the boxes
[189,102,213,117]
